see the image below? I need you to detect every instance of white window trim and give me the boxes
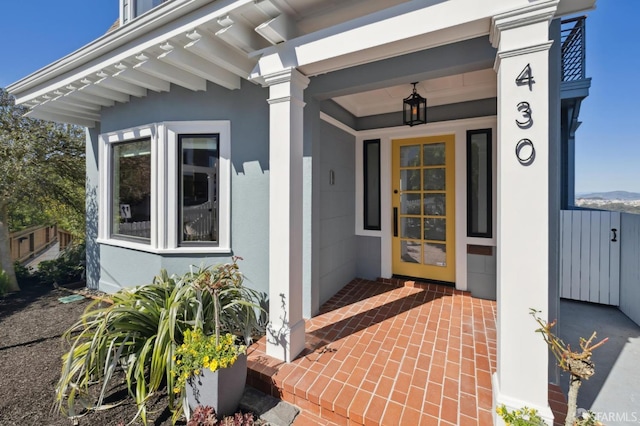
[97,120,231,254]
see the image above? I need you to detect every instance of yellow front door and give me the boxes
[392,135,455,282]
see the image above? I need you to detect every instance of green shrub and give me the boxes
[14,261,34,285]
[34,242,85,285]
[496,404,546,425]
[56,258,265,425]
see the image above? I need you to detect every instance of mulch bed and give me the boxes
[0,281,179,426]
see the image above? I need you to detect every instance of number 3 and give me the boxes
[515,101,532,129]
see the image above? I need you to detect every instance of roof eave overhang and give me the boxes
[7,0,215,97]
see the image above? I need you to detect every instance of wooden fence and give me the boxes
[9,225,59,264]
[560,210,640,325]
[560,210,620,305]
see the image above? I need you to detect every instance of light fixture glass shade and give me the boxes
[403,83,427,126]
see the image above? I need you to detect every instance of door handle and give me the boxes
[393,208,398,237]
[611,228,617,242]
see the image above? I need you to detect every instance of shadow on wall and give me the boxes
[86,185,100,290]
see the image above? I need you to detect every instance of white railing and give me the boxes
[183,201,216,241]
[118,220,151,238]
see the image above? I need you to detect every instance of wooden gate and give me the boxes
[560,210,620,305]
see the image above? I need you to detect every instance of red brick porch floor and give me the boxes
[247,278,567,425]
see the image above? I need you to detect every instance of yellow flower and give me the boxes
[194,369,200,376]
[210,359,219,371]
[173,387,181,394]
[203,355,210,364]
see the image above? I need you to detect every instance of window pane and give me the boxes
[401,217,421,239]
[134,0,163,17]
[112,139,151,242]
[424,194,446,216]
[424,243,446,266]
[401,241,421,264]
[401,193,421,215]
[400,145,421,167]
[401,170,421,190]
[423,143,445,165]
[180,135,218,244]
[467,129,492,238]
[364,140,381,230]
[424,218,446,241]
[423,168,445,190]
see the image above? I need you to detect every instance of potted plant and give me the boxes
[173,257,263,420]
[56,257,264,426]
[173,328,247,418]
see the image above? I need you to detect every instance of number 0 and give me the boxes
[515,64,534,90]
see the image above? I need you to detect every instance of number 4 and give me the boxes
[515,64,534,90]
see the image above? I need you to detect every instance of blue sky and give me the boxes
[0,1,637,194]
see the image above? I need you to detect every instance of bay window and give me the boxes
[99,121,230,253]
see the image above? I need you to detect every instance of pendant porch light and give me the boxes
[403,82,427,126]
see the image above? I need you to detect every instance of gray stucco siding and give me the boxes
[95,80,270,296]
[467,252,497,300]
[317,120,357,305]
[355,236,381,280]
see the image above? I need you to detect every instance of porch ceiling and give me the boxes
[332,68,497,118]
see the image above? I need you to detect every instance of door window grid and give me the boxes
[399,142,447,267]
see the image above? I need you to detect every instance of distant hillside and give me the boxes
[578,191,640,201]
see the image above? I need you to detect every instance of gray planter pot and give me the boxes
[185,353,247,418]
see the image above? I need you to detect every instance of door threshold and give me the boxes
[390,275,456,288]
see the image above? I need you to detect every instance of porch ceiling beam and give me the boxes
[215,17,266,53]
[52,90,102,111]
[133,54,207,92]
[252,0,496,78]
[184,30,256,77]
[253,0,281,18]
[78,80,131,103]
[255,14,298,45]
[25,108,96,128]
[95,71,149,97]
[35,102,101,121]
[158,43,241,90]
[49,95,102,114]
[65,86,116,107]
[113,63,171,92]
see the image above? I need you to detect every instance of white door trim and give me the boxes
[351,116,497,291]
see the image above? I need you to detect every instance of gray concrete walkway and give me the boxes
[558,299,640,426]
[23,242,60,271]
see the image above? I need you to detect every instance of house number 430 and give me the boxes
[515,63,535,165]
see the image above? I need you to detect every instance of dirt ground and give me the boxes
[0,281,180,426]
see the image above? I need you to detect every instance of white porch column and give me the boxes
[491,1,558,424]
[264,67,310,362]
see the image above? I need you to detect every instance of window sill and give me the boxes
[96,238,231,255]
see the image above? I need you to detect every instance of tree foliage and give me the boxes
[0,88,86,291]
